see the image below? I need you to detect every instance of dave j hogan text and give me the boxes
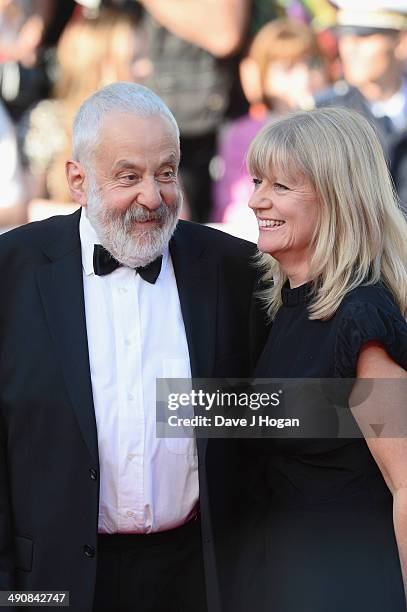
[167,415,300,429]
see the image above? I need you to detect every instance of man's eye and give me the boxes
[159,170,176,180]
[121,174,138,182]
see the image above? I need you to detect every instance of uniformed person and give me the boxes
[316,2,407,213]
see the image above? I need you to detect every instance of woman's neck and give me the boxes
[280,258,311,289]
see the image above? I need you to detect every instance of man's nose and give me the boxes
[136,178,162,210]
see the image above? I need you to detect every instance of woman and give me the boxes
[246,107,407,611]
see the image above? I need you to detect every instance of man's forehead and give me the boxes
[93,111,180,165]
[99,110,177,139]
[112,151,179,170]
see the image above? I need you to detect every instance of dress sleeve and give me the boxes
[334,300,407,377]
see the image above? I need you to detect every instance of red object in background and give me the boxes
[317,28,342,81]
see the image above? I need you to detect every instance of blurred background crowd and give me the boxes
[0,0,406,237]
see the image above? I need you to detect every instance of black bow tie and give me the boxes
[93,244,162,284]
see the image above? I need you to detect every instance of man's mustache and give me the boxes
[103,202,172,225]
[124,204,168,223]
[88,188,182,230]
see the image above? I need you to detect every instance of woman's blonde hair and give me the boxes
[247,106,407,320]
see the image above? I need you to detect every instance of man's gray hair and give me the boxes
[72,82,180,164]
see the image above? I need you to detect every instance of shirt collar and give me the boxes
[80,207,101,276]
[79,207,169,278]
[369,78,407,132]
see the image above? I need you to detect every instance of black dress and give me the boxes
[250,281,407,612]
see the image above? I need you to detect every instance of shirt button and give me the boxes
[128,393,134,401]
[126,511,135,518]
[83,544,95,558]
[128,453,136,461]
[125,339,132,346]
[89,468,98,481]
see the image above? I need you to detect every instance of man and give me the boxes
[0,83,265,611]
[317,2,407,212]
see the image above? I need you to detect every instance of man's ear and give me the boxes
[395,31,407,64]
[65,160,88,207]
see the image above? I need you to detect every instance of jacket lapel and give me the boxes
[170,222,219,459]
[36,210,98,462]
[170,222,218,380]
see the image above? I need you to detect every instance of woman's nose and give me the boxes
[248,186,272,212]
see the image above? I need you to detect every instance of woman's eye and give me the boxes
[274,182,288,191]
[252,178,262,188]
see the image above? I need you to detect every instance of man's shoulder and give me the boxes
[0,211,80,262]
[0,211,79,247]
[315,82,369,114]
[175,220,257,258]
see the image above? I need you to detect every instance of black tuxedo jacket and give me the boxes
[0,210,266,612]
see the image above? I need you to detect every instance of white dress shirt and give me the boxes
[369,79,407,134]
[79,209,199,533]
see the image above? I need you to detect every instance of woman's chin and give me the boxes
[257,238,280,256]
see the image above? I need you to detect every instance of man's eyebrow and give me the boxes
[113,153,179,171]
[160,152,179,165]
[113,159,139,171]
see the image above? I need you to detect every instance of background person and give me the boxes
[0,99,27,228]
[317,2,407,213]
[20,7,145,204]
[0,0,55,120]
[213,18,331,230]
[137,0,252,223]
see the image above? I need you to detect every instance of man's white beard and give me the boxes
[85,184,181,268]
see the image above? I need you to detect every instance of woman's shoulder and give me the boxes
[333,282,407,377]
[339,282,401,317]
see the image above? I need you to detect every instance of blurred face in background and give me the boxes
[108,22,152,84]
[240,19,331,113]
[55,10,152,100]
[263,56,330,112]
[129,28,152,83]
[338,31,401,89]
